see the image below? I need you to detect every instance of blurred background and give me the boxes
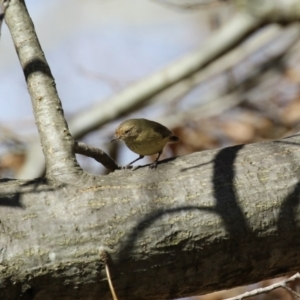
[1,0,300,298]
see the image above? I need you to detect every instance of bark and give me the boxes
[1,134,300,300]
[4,0,80,179]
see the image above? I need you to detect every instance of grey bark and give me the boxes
[1,134,300,299]
[4,0,80,179]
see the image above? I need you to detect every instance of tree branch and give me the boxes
[75,142,119,171]
[153,0,225,10]
[1,134,300,299]
[224,273,300,300]
[4,0,81,180]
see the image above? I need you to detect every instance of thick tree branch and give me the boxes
[4,0,81,179]
[1,134,300,299]
[240,0,300,22]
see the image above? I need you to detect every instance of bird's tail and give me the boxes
[169,135,180,143]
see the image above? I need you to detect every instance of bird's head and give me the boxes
[110,119,141,142]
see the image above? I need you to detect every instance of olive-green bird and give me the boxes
[111,118,180,169]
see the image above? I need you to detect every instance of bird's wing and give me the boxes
[150,120,172,138]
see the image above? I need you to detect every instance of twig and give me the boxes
[282,285,300,299]
[99,249,119,300]
[74,142,120,171]
[224,273,300,300]
[76,65,123,92]
[153,0,223,10]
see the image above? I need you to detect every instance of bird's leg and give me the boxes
[149,151,162,169]
[123,155,144,169]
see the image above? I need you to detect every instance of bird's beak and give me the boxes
[110,136,120,143]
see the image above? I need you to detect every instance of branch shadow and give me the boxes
[131,156,178,170]
[0,178,59,208]
[0,192,23,208]
[212,145,251,236]
[180,160,213,172]
[278,182,300,231]
[274,136,300,232]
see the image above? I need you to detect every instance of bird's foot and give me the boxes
[117,164,133,170]
[149,161,158,169]
[132,165,143,171]
[118,163,157,170]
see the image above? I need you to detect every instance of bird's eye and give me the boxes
[125,130,130,134]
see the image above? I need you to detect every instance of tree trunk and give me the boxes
[1,134,300,300]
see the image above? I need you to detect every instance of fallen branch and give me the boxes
[224,273,300,300]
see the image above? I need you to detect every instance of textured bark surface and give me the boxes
[1,135,300,300]
[4,0,81,178]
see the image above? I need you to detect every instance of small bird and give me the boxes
[110,118,180,169]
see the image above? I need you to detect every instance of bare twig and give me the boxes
[149,25,300,129]
[224,273,300,300]
[74,142,119,171]
[153,0,224,10]
[149,24,286,108]
[158,88,244,129]
[282,285,300,299]
[76,65,124,92]
[99,249,119,300]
